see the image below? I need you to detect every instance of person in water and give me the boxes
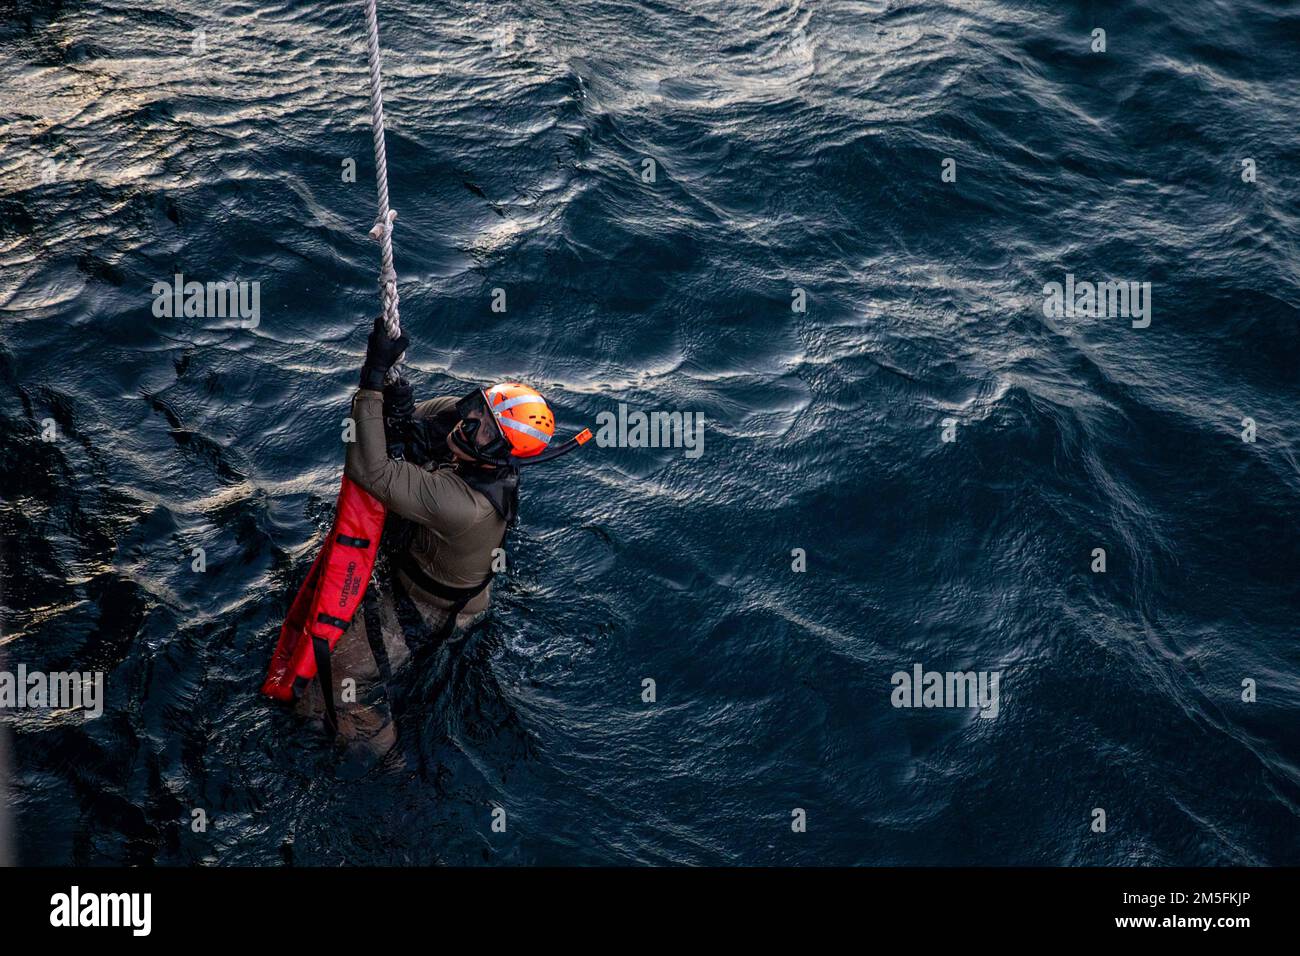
[295,318,589,754]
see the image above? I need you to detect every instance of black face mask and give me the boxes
[450,389,513,465]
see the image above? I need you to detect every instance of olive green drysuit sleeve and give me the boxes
[343,388,481,532]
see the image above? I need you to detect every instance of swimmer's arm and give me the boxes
[344,389,476,531]
[413,395,458,420]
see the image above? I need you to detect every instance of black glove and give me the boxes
[359,316,409,390]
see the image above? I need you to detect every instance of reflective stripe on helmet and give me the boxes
[498,417,553,445]
[490,393,549,414]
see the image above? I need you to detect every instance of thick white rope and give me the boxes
[361,0,405,369]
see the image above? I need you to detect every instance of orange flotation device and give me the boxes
[260,475,386,722]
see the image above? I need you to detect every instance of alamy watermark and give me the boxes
[151,273,260,328]
[0,666,104,718]
[891,663,1000,719]
[1042,273,1151,328]
[50,886,150,936]
[594,403,704,458]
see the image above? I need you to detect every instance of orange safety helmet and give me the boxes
[484,382,555,458]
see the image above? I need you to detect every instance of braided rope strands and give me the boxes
[361,0,404,370]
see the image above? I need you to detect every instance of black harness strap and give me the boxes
[395,552,488,602]
[390,568,428,647]
[311,635,339,735]
[397,533,505,642]
[361,583,393,686]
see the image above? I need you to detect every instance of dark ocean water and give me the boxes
[1,0,1298,865]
